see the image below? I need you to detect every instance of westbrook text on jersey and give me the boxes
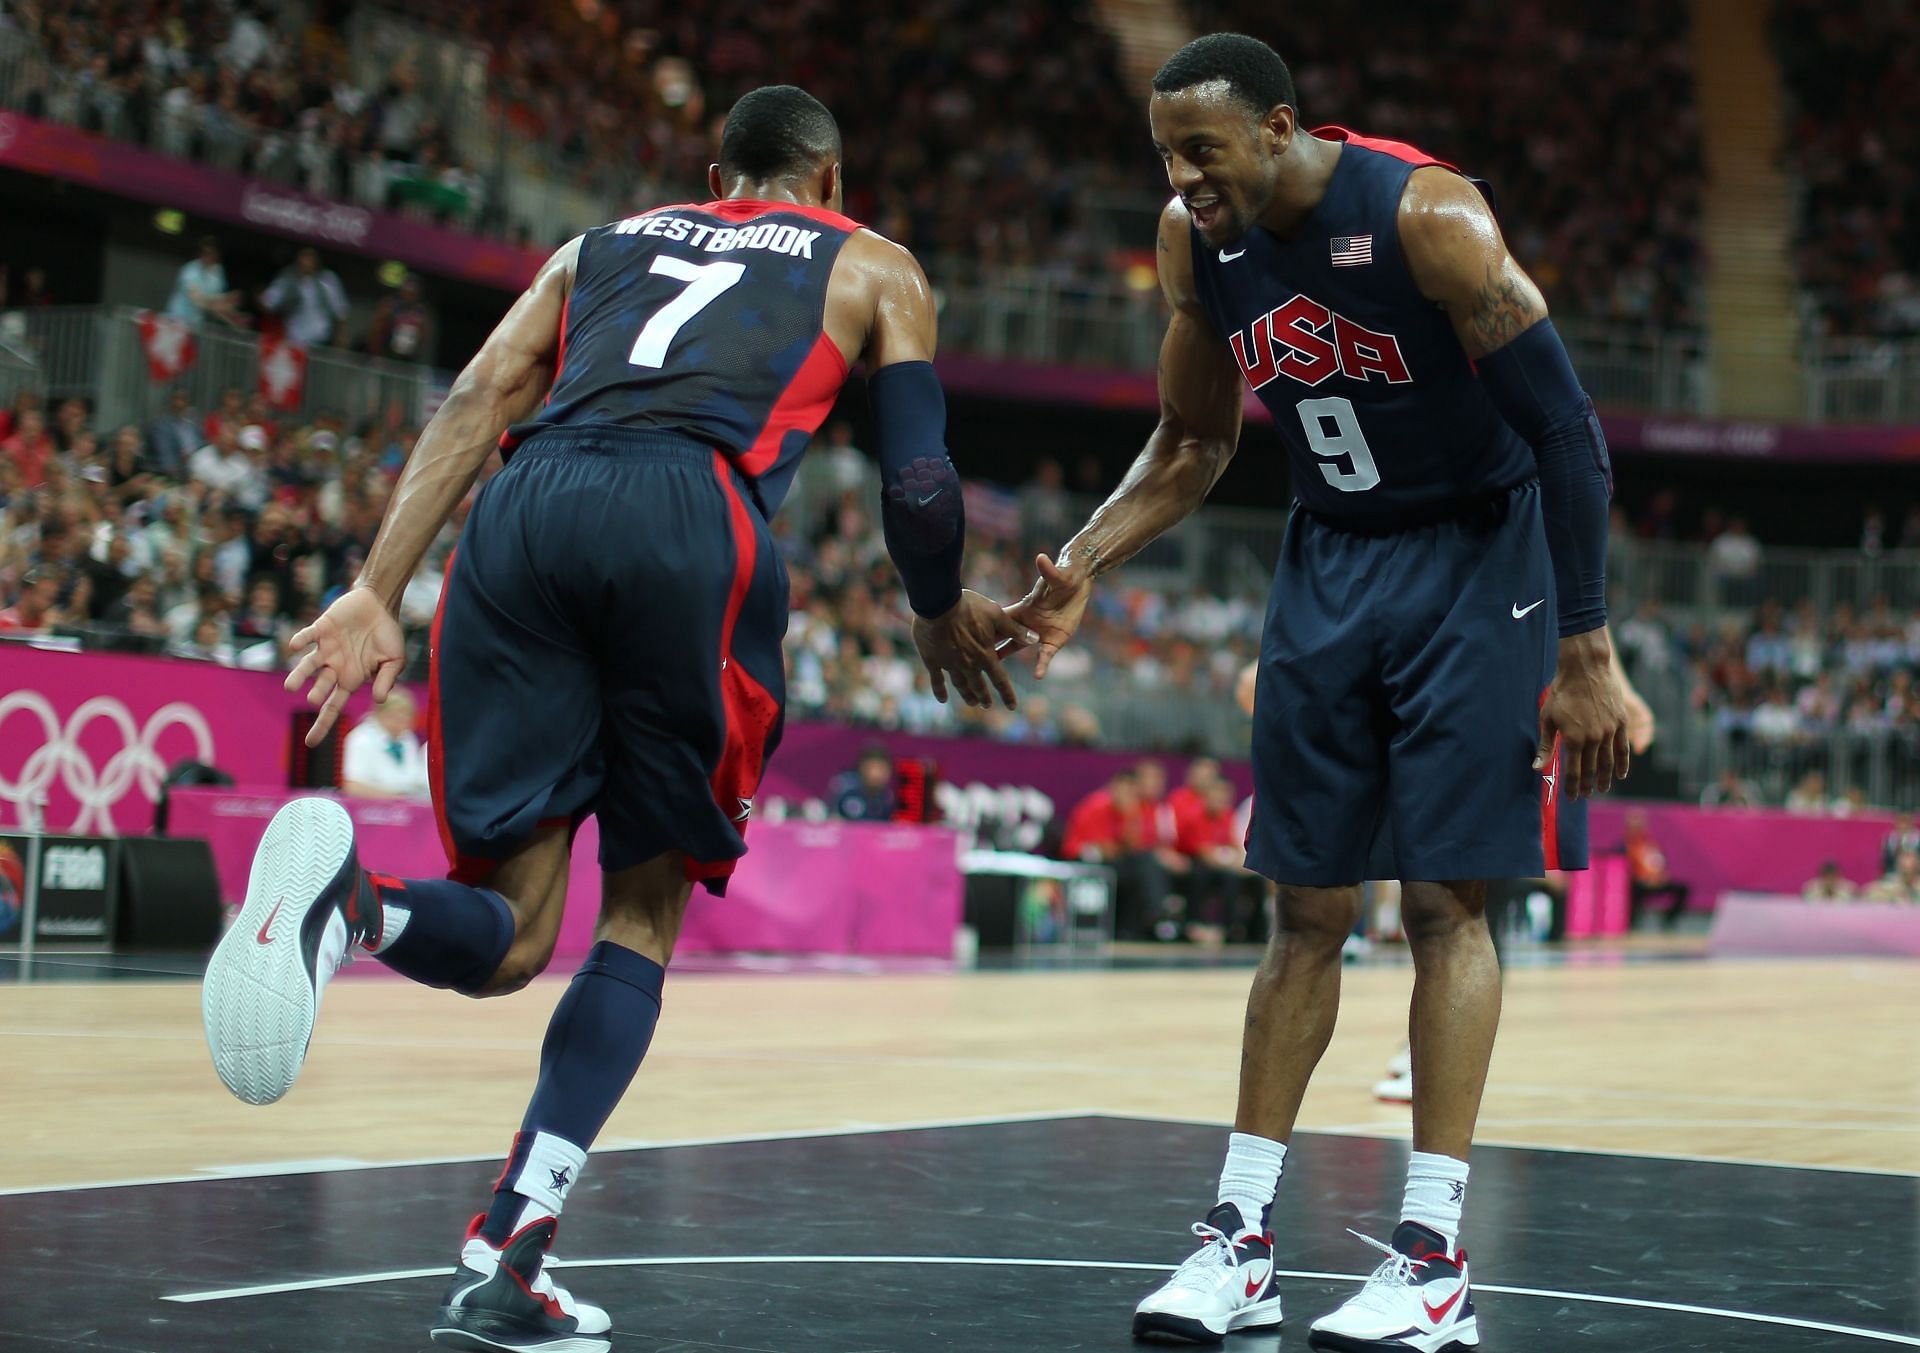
[613,214,825,258]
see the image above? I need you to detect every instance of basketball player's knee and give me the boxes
[474,931,557,997]
[1401,884,1486,946]
[1273,887,1359,951]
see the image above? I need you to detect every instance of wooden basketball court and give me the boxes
[4,949,1913,1189]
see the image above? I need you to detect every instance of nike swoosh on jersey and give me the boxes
[1511,599,1545,619]
[1220,248,1247,262]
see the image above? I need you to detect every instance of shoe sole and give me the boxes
[1308,1314,1479,1352]
[1132,1295,1283,1344]
[430,1322,611,1352]
[202,797,355,1105]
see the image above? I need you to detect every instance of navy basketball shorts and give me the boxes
[1244,480,1588,887]
[427,429,788,894]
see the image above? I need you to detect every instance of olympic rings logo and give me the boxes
[0,691,216,836]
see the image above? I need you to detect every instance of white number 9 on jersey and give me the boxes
[1295,396,1382,492]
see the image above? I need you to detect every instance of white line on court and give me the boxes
[1104,1110,1920,1178]
[158,1254,1920,1346]
[0,1109,1104,1196]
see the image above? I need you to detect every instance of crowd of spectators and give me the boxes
[1194,0,1704,331]
[0,0,496,231]
[6,0,1711,329]
[1776,0,1920,341]
[0,398,1261,759]
[1059,757,1261,944]
[776,428,1264,747]
[0,383,447,672]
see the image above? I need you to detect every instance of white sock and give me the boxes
[1216,1132,1287,1236]
[368,902,410,955]
[1402,1150,1470,1250]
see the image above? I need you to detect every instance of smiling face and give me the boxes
[1149,83,1292,247]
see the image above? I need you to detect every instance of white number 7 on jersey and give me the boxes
[627,256,747,368]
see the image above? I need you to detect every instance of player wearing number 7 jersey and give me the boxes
[199,86,1032,1353]
[1008,36,1632,1351]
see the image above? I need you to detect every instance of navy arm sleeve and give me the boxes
[869,360,965,618]
[1476,319,1611,638]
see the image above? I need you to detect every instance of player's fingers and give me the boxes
[1035,552,1072,587]
[1033,641,1059,681]
[307,668,338,710]
[1614,723,1634,785]
[306,686,345,746]
[980,655,1018,711]
[954,666,989,709]
[991,607,1041,652]
[1575,733,1601,799]
[1592,735,1616,797]
[285,647,320,693]
[927,664,949,704]
[288,623,317,653]
[1533,714,1557,771]
[371,660,400,705]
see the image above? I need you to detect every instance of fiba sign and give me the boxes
[44,845,108,891]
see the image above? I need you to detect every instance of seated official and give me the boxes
[341,690,430,800]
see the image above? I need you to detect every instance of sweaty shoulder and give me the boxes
[1395,166,1505,303]
[1157,197,1200,311]
[827,228,935,369]
[1397,165,1548,357]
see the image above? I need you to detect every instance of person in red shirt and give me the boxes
[0,568,61,630]
[1061,770,1173,941]
[1176,775,1261,944]
[1165,757,1222,846]
[1,407,54,489]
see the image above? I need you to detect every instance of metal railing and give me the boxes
[1804,339,1920,423]
[2,306,435,430]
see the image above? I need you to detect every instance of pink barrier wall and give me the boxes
[1586,802,1895,908]
[1709,895,1920,958]
[167,787,962,959]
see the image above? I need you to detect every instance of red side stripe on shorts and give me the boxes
[1539,686,1561,870]
[427,550,493,884]
[737,331,848,478]
[686,451,782,883]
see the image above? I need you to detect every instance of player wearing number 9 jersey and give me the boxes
[200,85,1031,1353]
[1008,36,1633,1352]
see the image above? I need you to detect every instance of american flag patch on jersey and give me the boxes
[1330,235,1373,266]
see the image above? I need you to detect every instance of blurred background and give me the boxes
[3,0,1920,949]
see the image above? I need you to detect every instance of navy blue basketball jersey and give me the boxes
[1188,127,1535,529]
[505,199,862,512]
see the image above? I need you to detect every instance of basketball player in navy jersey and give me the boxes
[1012,36,1631,1350]
[201,86,1031,1352]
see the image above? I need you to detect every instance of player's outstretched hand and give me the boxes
[912,590,1036,710]
[1005,552,1094,680]
[285,587,408,746]
[1537,631,1631,798]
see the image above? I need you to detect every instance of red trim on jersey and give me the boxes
[551,287,573,390]
[427,550,494,885]
[684,451,782,885]
[738,331,850,477]
[692,198,865,232]
[1538,686,1562,870]
[1312,125,1458,172]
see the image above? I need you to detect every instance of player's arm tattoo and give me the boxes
[1466,261,1545,353]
